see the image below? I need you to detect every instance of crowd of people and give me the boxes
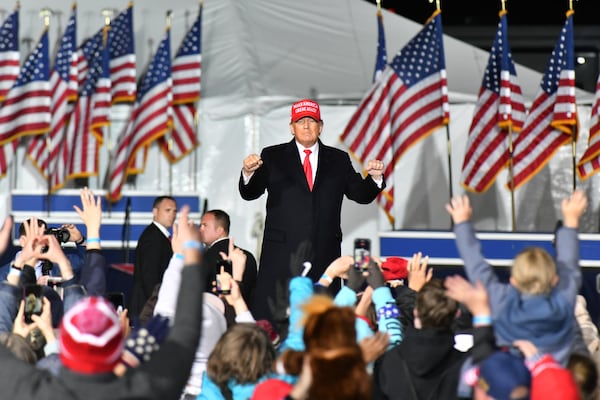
[0,99,599,399]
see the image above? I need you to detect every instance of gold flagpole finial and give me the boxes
[39,8,52,27]
[101,8,114,26]
[501,0,507,12]
[429,0,441,11]
[166,10,173,29]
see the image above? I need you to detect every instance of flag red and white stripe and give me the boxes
[0,7,19,103]
[107,29,172,202]
[26,6,77,184]
[159,5,202,163]
[53,29,110,189]
[510,11,576,190]
[460,11,526,193]
[0,29,51,177]
[341,11,449,225]
[577,74,600,179]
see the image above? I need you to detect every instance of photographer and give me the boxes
[0,219,87,288]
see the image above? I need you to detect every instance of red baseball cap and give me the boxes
[291,99,321,122]
[381,257,409,281]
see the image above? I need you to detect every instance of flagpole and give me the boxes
[40,8,52,216]
[498,0,517,232]
[508,129,516,231]
[572,133,577,191]
[101,8,113,216]
[167,10,173,196]
[193,110,199,192]
[570,0,577,192]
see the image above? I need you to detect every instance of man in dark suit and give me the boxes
[129,196,177,321]
[239,99,385,329]
[199,209,258,308]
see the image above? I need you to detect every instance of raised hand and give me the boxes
[561,189,587,229]
[445,195,472,225]
[242,154,263,177]
[366,159,384,180]
[0,214,13,256]
[444,275,490,318]
[14,218,46,268]
[219,237,247,281]
[407,252,432,292]
[346,263,366,292]
[366,260,385,290]
[73,187,102,239]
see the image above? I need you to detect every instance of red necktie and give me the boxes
[303,149,313,191]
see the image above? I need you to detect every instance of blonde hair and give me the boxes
[511,247,557,295]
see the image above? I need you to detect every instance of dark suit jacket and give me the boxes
[202,238,258,309]
[129,223,172,320]
[239,139,384,322]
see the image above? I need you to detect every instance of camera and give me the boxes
[353,238,371,271]
[44,227,70,243]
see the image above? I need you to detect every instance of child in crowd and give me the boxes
[445,190,587,365]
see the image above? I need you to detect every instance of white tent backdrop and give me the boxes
[4,0,598,258]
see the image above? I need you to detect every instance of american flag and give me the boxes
[0,7,19,103]
[76,4,135,104]
[460,11,526,193]
[56,29,111,189]
[0,29,51,177]
[576,74,600,179]
[340,11,449,225]
[26,5,77,183]
[159,5,202,163]
[509,11,576,190]
[107,29,172,202]
[109,4,136,103]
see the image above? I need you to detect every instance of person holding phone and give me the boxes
[199,209,258,309]
[239,99,385,334]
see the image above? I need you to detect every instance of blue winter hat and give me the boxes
[478,350,531,400]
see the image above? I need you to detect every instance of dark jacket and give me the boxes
[239,139,383,322]
[130,223,172,320]
[373,323,495,400]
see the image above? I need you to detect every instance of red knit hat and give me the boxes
[59,296,124,374]
[530,356,579,400]
[291,99,321,122]
[381,257,409,281]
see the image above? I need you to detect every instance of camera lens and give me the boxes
[45,227,70,243]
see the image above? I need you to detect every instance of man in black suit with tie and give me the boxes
[129,196,177,322]
[199,209,258,309]
[239,99,385,331]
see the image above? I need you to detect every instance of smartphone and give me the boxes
[105,292,125,313]
[215,273,231,295]
[22,284,43,324]
[353,238,371,271]
[216,258,233,275]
